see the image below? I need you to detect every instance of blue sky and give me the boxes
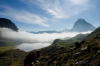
[0,0,100,31]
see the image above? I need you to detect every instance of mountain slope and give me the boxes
[86,27,100,40]
[24,27,100,66]
[0,18,18,31]
[71,18,96,32]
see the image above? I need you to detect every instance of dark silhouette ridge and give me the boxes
[0,18,18,31]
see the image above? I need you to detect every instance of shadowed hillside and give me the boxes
[0,18,18,31]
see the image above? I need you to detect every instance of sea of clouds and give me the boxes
[0,28,91,52]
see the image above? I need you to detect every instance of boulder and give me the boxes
[24,51,40,66]
[75,42,82,49]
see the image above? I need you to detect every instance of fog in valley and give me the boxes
[0,28,91,52]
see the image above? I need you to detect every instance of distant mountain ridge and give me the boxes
[28,18,96,34]
[28,30,62,34]
[0,18,95,33]
[71,18,96,32]
[0,18,18,31]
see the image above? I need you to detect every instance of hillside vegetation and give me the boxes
[0,33,89,66]
[0,28,99,66]
[24,27,100,66]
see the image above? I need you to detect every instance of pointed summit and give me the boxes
[71,18,96,32]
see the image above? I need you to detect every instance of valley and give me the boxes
[0,18,100,66]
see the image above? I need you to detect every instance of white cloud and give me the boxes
[69,0,89,5]
[0,28,91,43]
[0,28,91,52]
[0,5,49,27]
[20,0,67,19]
[20,0,90,19]
[0,0,91,27]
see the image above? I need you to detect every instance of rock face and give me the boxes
[71,18,96,32]
[24,51,40,66]
[0,18,18,31]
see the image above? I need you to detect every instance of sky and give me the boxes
[0,0,100,31]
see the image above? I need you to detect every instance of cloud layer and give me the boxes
[0,0,91,27]
[0,28,91,52]
[20,0,90,19]
[0,28,91,43]
[0,5,49,27]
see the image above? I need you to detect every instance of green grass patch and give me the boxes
[0,46,15,53]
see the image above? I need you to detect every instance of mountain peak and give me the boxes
[0,18,18,31]
[77,18,85,22]
[71,18,96,32]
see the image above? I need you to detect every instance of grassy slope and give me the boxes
[0,49,28,66]
[0,33,89,66]
[86,27,100,40]
[32,28,100,66]
[33,33,100,66]
[0,37,19,54]
[0,46,14,53]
